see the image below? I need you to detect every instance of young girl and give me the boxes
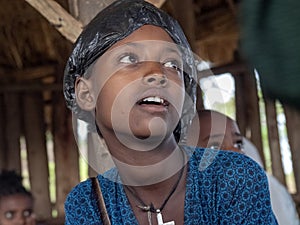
[63,0,278,224]
[0,170,36,225]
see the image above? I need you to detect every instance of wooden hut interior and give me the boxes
[0,0,299,223]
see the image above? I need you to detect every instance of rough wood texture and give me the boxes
[4,93,22,173]
[265,98,286,185]
[23,92,52,220]
[234,73,247,135]
[170,0,196,50]
[68,0,115,26]
[284,104,300,194]
[243,71,264,165]
[234,72,266,168]
[25,0,83,43]
[0,95,6,170]
[146,0,167,8]
[53,91,80,216]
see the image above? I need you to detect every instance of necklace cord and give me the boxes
[124,149,186,213]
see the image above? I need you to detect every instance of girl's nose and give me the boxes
[142,74,168,87]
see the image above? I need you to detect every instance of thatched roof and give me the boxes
[0,0,240,89]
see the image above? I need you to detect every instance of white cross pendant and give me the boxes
[156,210,175,225]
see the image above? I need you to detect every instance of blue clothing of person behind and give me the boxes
[65,147,278,225]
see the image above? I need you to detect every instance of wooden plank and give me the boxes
[264,98,286,185]
[26,0,166,45]
[233,73,247,135]
[23,92,52,220]
[25,0,83,43]
[52,91,79,216]
[69,0,115,26]
[197,62,248,79]
[0,65,56,81]
[4,93,22,173]
[195,84,204,111]
[244,71,265,165]
[170,0,196,50]
[67,0,166,26]
[0,94,6,170]
[146,0,167,8]
[284,104,300,194]
[0,83,61,93]
[67,0,115,180]
[234,72,266,168]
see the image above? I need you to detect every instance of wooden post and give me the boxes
[52,91,79,216]
[23,92,52,220]
[0,94,6,170]
[68,0,115,26]
[4,93,22,173]
[284,104,300,194]
[264,98,286,185]
[234,73,247,136]
[244,71,264,166]
[169,0,196,50]
[67,0,117,179]
[196,84,204,111]
[234,72,266,168]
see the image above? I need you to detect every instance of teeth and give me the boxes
[142,96,164,104]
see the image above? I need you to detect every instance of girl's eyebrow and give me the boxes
[123,42,182,55]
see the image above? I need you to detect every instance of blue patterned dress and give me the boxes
[65,147,278,224]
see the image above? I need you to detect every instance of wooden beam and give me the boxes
[234,73,247,136]
[26,0,166,44]
[23,92,52,220]
[0,95,7,170]
[170,0,196,50]
[4,93,22,173]
[195,84,204,111]
[264,98,286,185]
[0,65,56,81]
[52,91,79,216]
[197,62,248,79]
[68,0,115,26]
[146,0,167,8]
[0,83,61,93]
[284,104,300,194]
[234,72,266,168]
[244,71,264,166]
[25,0,83,43]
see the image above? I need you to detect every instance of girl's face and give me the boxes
[81,25,185,144]
[0,194,35,225]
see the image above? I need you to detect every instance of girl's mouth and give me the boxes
[137,96,169,107]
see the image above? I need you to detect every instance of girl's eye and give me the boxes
[23,209,32,218]
[5,211,14,220]
[163,60,181,71]
[208,142,221,150]
[119,53,138,64]
[233,140,244,151]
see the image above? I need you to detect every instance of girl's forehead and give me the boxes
[0,194,33,209]
[110,25,174,49]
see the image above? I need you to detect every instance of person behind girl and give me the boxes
[63,0,278,224]
[186,109,299,225]
[0,170,36,225]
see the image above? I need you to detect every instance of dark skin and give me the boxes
[76,25,188,225]
[187,110,244,153]
[0,194,35,225]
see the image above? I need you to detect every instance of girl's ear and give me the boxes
[75,77,96,111]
